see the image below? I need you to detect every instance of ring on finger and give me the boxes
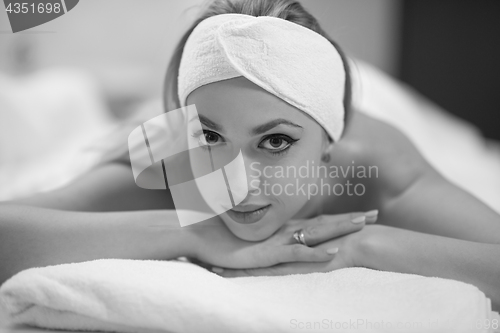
[292,229,308,246]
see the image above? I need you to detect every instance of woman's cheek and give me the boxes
[269,174,312,215]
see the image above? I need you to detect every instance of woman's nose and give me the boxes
[245,159,262,194]
[222,151,263,204]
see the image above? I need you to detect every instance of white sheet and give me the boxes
[0,68,117,201]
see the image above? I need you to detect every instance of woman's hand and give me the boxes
[213,223,382,277]
[275,209,378,246]
[190,209,378,275]
[184,216,335,270]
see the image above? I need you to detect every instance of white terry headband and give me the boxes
[178,13,346,142]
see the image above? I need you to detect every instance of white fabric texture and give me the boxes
[178,13,346,142]
[1,259,499,333]
[0,69,117,201]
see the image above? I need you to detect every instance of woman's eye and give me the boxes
[259,135,295,151]
[268,137,286,149]
[204,131,219,145]
[193,130,223,147]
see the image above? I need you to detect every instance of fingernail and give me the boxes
[326,247,339,255]
[351,216,366,224]
[365,209,379,217]
[212,267,224,274]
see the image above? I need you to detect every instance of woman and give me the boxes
[1,0,499,311]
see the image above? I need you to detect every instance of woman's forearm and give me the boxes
[358,225,500,311]
[0,204,190,284]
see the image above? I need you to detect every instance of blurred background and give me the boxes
[0,0,405,119]
[0,0,499,201]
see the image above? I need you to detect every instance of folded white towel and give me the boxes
[1,259,498,333]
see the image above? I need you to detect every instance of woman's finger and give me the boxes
[278,244,339,264]
[304,212,365,246]
[302,210,378,246]
[252,243,339,267]
[214,260,338,278]
[364,210,379,224]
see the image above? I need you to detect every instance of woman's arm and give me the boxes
[0,160,187,283]
[352,114,500,308]
[1,161,339,283]
[0,206,190,284]
[8,160,176,212]
[381,169,500,244]
[348,111,500,243]
[357,225,500,312]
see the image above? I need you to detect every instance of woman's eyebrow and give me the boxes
[188,116,302,134]
[251,118,303,135]
[189,115,223,132]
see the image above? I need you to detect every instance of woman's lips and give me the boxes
[225,204,271,224]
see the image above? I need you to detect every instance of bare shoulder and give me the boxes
[333,109,436,201]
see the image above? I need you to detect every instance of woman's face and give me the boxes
[186,77,328,241]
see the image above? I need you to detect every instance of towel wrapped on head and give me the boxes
[178,13,346,142]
